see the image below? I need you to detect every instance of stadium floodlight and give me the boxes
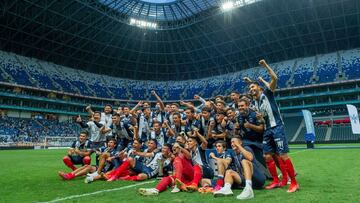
[221,1,235,11]
[129,18,158,29]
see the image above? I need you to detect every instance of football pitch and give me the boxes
[1,144,360,203]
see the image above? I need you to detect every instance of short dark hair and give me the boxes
[216,109,226,116]
[108,138,117,144]
[104,104,113,109]
[238,99,250,106]
[148,138,158,146]
[173,112,181,118]
[201,106,212,113]
[216,100,226,106]
[215,95,225,100]
[80,131,88,136]
[163,143,173,152]
[226,107,236,113]
[93,111,101,116]
[171,103,180,108]
[112,112,120,117]
[230,90,240,95]
[185,107,195,114]
[248,81,260,87]
[214,140,226,149]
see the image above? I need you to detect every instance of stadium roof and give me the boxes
[0,0,360,81]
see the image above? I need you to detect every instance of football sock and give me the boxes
[156,176,173,192]
[266,159,279,182]
[284,158,297,185]
[191,165,202,185]
[63,157,76,171]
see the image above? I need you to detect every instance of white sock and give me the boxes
[153,188,159,192]
[224,183,232,190]
[245,180,252,188]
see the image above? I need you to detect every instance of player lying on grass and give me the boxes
[58,138,118,180]
[213,137,266,200]
[62,131,93,171]
[198,140,232,193]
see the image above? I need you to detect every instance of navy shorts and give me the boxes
[262,125,289,154]
[202,165,214,179]
[132,160,156,178]
[69,155,84,165]
[232,172,265,189]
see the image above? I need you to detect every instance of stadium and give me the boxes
[0,0,359,202]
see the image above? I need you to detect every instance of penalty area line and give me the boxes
[38,180,155,203]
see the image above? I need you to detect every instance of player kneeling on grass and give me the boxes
[199,140,232,193]
[62,131,93,171]
[59,138,118,180]
[213,137,266,200]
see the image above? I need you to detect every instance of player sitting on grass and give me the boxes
[83,139,143,183]
[138,142,191,196]
[199,140,232,193]
[62,131,93,171]
[59,138,118,180]
[105,139,172,182]
[213,137,266,200]
[176,131,214,192]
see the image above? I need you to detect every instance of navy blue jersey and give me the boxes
[232,146,261,173]
[198,116,215,137]
[213,150,232,160]
[253,88,283,129]
[237,110,263,143]
[191,146,208,167]
[185,119,200,134]
[99,146,119,157]
[71,139,93,152]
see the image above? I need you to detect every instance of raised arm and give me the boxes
[259,59,277,92]
[85,105,94,116]
[195,130,208,150]
[151,90,165,111]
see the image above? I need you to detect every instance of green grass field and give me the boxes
[1,145,360,203]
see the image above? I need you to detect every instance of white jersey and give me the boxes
[191,146,206,166]
[146,152,171,171]
[101,112,112,137]
[150,130,165,147]
[86,121,105,142]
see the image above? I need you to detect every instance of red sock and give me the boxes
[83,156,91,165]
[124,175,140,181]
[173,157,183,180]
[64,172,76,180]
[109,160,130,178]
[156,176,173,192]
[284,158,297,185]
[277,156,288,185]
[266,159,279,183]
[63,156,76,171]
[216,177,224,187]
[191,165,202,186]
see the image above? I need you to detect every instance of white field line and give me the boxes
[38,180,155,203]
[289,149,309,155]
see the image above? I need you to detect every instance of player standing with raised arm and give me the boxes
[249,59,299,193]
